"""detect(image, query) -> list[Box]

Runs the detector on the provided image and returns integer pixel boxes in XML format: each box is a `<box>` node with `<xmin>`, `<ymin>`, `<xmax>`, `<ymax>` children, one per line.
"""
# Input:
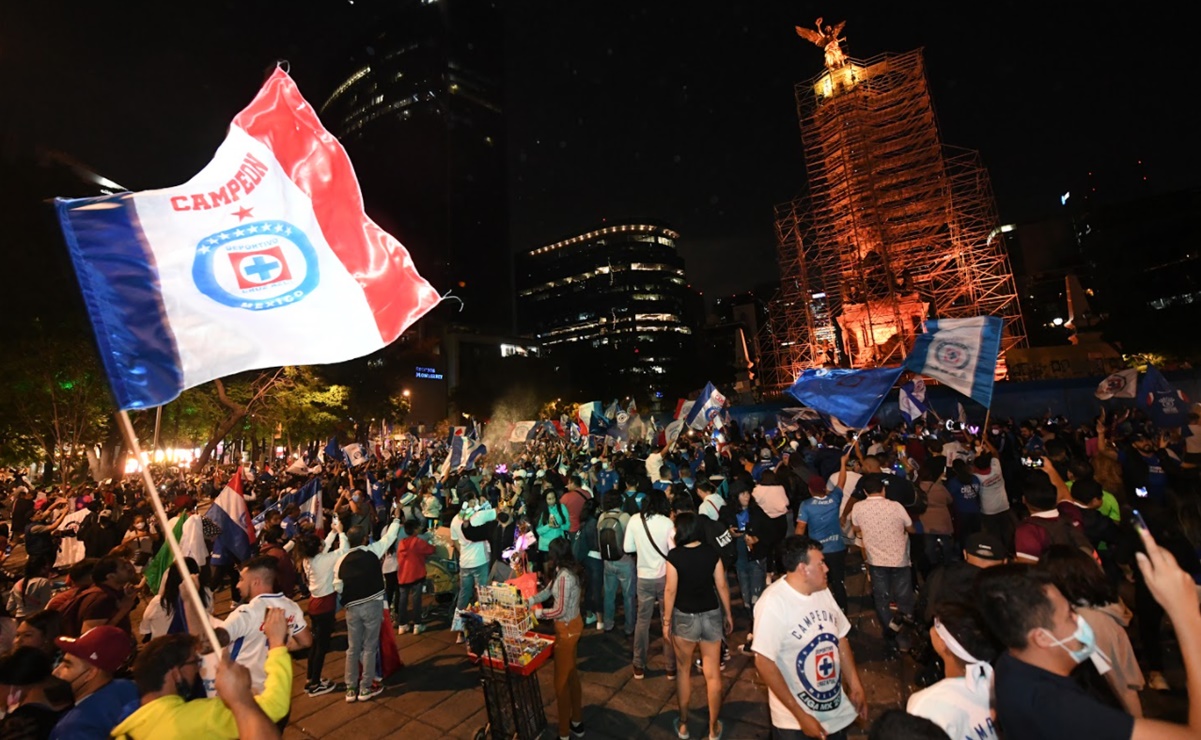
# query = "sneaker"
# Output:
<box><xmin>413</xmin><ymin>623</ymin><xmax>427</xmax><ymax>634</ymax></box>
<box><xmin>584</xmin><ymin>611</ymin><xmax>598</xmax><ymax>626</ymax></box>
<box><xmin>570</xmin><ymin>720</ymin><xmax>585</xmax><ymax>737</ymax></box>
<box><xmin>456</xmin><ymin>633</ymin><xmax>465</xmax><ymax>644</ymax></box>
<box><xmin>358</xmin><ymin>681</ymin><xmax>384</xmax><ymax>701</ymax></box>
<box><xmin>345</xmin><ymin>688</ymin><xmax>358</xmax><ymax>703</ymax></box>
<box><xmin>666</xmin><ymin>669</ymin><xmax>678</xmax><ymax>680</ymax></box>
<box><xmin>307</xmin><ymin>679</ymin><xmax>336</xmax><ymax>697</ymax></box>
<box><xmin>1148</xmin><ymin>671</ymin><xmax>1171</xmax><ymax>691</ymax></box>
<box><xmin>632</xmin><ymin>664</ymin><xmax>645</xmax><ymax>679</ymax></box>
<box><xmin>596</xmin><ymin>620</ymin><xmax>605</xmax><ymax>631</ymax></box>
<box><xmin>397</xmin><ymin>624</ymin><xmax>411</xmax><ymax>635</ymax></box>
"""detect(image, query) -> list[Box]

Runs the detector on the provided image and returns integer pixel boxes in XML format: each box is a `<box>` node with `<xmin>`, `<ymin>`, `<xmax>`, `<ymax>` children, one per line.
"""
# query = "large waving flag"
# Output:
<box><xmin>206</xmin><ymin>468</ymin><xmax>255</xmax><ymax>565</ymax></box>
<box><xmin>578</xmin><ymin>401</ymin><xmax>610</xmax><ymax>436</ymax></box>
<box><xmin>788</xmin><ymin>367</ymin><xmax>904</xmax><ymax>430</ymax></box>
<box><xmin>252</xmin><ymin>477</ymin><xmax>323</xmax><ymax>534</ymax></box>
<box><xmin>685</xmin><ymin>382</ymin><xmax>727</xmax><ymax>430</ymax></box>
<box><xmin>509</xmin><ymin>421</ymin><xmax>537</xmax><ymax>443</ymax></box>
<box><xmin>1096</xmin><ymin>368</ymin><xmax>1138</xmax><ymax>400</ymax></box>
<box><xmin>903</xmin><ymin>317</ymin><xmax>1003</xmax><ymax>409</ymax></box>
<box><xmin>54</xmin><ymin>68</ymin><xmax>439</xmax><ymax>411</ymax></box>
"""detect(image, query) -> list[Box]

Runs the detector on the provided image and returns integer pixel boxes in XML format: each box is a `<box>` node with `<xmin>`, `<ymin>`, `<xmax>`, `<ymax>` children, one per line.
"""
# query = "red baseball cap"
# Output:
<box><xmin>56</xmin><ymin>626</ymin><xmax>131</xmax><ymax>673</ymax></box>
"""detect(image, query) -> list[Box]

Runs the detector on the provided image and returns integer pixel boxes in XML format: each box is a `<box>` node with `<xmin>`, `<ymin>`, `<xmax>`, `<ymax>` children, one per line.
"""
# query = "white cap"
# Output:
<box><xmin>535</xmin><ymin>470</ymin><xmax>546</xmax><ymax>479</ymax></box>
<box><xmin>513</xmin><ymin>469</ymin><xmax>527</xmax><ymax>478</ymax></box>
<box><xmin>590</xmin><ymin>457</ymin><xmax>599</xmax><ymax>465</ymax></box>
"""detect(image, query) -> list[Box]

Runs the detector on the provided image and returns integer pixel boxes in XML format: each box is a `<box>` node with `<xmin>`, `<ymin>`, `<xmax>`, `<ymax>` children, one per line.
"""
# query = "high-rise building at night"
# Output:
<box><xmin>321</xmin><ymin>0</ymin><xmax>510</xmax><ymax>332</ymax></box>
<box><xmin>760</xmin><ymin>47</ymin><xmax>1026</xmax><ymax>391</ymax></box>
<box><xmin>516</xmin><ymin>222</ymin><xmax>700</xmax><ymax>398</ymax></box>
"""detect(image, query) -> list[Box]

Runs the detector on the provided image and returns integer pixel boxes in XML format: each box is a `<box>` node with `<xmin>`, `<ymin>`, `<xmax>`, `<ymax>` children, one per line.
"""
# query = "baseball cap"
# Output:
<box><xmin>55</xmin><ymin>626</ymin><xmax>132</xmax><ymax>674</ymax></box>
<box><xmin>964</xmin><ymin>532</ymin><xmax>1009</xmax><ymax>561</ymax></box>
<box><xmin>513</xmin><ymin>469</ymin><xmax>527</xmax><ymax>479</ymax></box>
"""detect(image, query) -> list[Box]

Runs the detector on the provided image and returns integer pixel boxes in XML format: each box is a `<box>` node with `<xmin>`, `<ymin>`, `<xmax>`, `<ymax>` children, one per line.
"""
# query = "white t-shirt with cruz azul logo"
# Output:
<box><xmin>907</xmin><ymin>676</ymin><xmax>998</xmax><ymax>740</ymax></box>
<box><xmin>752</xmin><ymin>579</ymin><xmax>857</xmax><ymax>735</ymax></box>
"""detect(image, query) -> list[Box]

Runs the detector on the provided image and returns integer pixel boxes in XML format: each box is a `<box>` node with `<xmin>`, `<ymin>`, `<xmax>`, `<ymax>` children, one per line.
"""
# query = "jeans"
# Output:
<box><xmin>868</xmin><ymin>564</ymin><xmax>915</xmax><ymax>636</ymax></box>
<box><xmin>384</xmin><ymin>571</ymin><xmax>399</xmax><ymax>613</ymax></box>
<box><xmin>457</xmin><ymin>563</ymin><xmax>490</xmax><ymax>611</ymax></box>
<box><xmin>603</xmin><ymin>559</ymin><xmax>636</xmax><ymax>633</ymax></box>
<box><xmin>345</xmin><ymin>600</ymin><xmax>384</xmax><ymax>690</ymax></box>
<box><xmin>734</xmin><ymin>557</ymin><xmax>766</xmax><ymax>613</ymax></box>
<box><xmin>633</xmin><ymin>576</ymin><xmax>675</xmax><ymax>670</ymax></box>
<box><xmin>396</xmin><ymin>579</ymin><xmax>424</xmax><ymax>626</ymax></box>
<box><xmin>823</xmin><ymin>549</ymin><xmax>848</xmax><ymax>612</ymax></box>
<box><xmin>585</xmin><ymin>556</ymin><xmax>603</xmax><ymax>616</ymax></box>
<box><xmin>307</xmin><ymin>609</ymin><xmax>335</xmax><ymax>685</ymax></box>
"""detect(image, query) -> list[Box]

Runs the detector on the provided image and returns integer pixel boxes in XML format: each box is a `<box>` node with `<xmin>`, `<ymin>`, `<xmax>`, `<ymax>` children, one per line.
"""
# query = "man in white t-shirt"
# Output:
<box><xmin>217</xmin><ymin>554</ymin><xmax>311</xmax><ymax>693</ymax></box>
<box><xmin>697</xmin><ymin>481</ymin><xmax>725</xmax><ymax>521</ymax></box>
<box><xmin>622</xmin><ymin>489</ymin><xmax>675</xmax><ymax>679</ymax></box>
<box><xmin>451</xmin><ymin>493</ymin><xmax>492</xmax><ymax>619</ymax></box>
<box><xmin>907</xmin><ymin>602</ymin><xmax>999</xmax><ymax>740</ymax></box>
<box><xmin>644</xmin><ymin>443</ymin><xmax>669</xmax><ymax>484</ymax></box>
<box><xmin>753</xmin><ymin>535</ymin><xmax>866</xmax><ymax>739</ymax></box>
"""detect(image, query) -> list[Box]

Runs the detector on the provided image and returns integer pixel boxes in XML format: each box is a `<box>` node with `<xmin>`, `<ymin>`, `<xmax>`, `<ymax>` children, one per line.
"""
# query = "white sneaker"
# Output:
<box><xmin>1148</xmin><ymin>671</ymin><xmax>1171</xmax><ymax>691</ymax></box>
<box><xmin>397</xmin><ymin>624</ymin><xmax>410</xmax><ymax>635</ymax></box>
<box><xmin>596</xmin><ymin>620</ymin><xmax>605</xmax><ymax>631</ymax></box>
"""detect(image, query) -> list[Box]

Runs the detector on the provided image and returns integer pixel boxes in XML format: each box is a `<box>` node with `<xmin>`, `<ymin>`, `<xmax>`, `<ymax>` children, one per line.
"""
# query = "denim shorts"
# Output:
<box><xmin>672</xmin><ymin>607</ymin><xmax>723</xmax><ymax>643</ymax></box>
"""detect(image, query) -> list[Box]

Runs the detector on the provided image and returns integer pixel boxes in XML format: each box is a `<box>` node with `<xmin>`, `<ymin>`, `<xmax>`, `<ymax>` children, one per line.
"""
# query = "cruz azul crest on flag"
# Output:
<box><xmin>195</xmin><ymin>220</ymin><xmax>320</xmax><ymax>311</ymax></box>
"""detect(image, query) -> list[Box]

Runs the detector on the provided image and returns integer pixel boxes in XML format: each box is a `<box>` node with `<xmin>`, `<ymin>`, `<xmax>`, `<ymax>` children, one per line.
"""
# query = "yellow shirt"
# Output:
<box><xmin>110</xmin><ymin>646</ymin><xmax>292</xmax><ymax>739</ymax></box>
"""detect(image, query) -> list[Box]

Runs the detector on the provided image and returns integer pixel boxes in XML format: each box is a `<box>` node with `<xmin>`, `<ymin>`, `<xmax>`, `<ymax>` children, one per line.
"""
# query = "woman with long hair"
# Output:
<box><xmin>296</xmin><ymin>521</ymin><xmax>349</xmax><ymax>697</ymax></box>
<box><xmin>534</xmin><ymin>487</ymin><xmax>570</xmax><ymax>573</ymax></box>
<box><xmin>664</xmin><ymin>512</ymin><xmax>733</xmax><ymax>740</ymax></box>
<box><xmin>528</xmin><ymin>537</ymin><xmax>585</xmax><ymax>740</ymax></box>
<box><xmin>730</xmin><ymin>488</ymin><xmax>767</xmax><ymax>613</ymax></box>
<box><xmin>1040</xmin><ymin>544</ymin><xmax>1146</xmax><ymax>716</ymax></box>
<box><xmin>139</xmin><ymin>557</ymin><xmax>213</xmax><ymax>641</ymax></box>
<box><xmin>916</xmin><ymin>457</ymin><xmax>956</xmax><ymax>575</ymax></box>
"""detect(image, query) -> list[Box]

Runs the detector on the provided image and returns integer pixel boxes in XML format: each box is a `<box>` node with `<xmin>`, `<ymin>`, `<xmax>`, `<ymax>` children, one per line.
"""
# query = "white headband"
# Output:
<box><xmin>934</xmin><ymin>618</ymin><xmax>993</xmax><ymax>699</ymax></box>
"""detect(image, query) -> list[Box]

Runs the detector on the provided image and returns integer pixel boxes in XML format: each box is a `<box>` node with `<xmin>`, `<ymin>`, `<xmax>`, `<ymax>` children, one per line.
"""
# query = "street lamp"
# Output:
<box><xmin>402</xmin><ymin>389</ymin><xmax>411</xmax><ymax>397</ymax></box>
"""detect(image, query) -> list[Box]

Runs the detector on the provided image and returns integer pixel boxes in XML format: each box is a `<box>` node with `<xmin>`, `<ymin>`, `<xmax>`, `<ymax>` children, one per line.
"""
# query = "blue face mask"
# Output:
<box><xmin>1045</xmin><ymin>613</ymin><xmax>1097</xmax><ymax>664</ymax></box>
<box><xmin>352</xmin><ymin>494</ymin><xmax>361</xmax><ymax>504</ymax></box>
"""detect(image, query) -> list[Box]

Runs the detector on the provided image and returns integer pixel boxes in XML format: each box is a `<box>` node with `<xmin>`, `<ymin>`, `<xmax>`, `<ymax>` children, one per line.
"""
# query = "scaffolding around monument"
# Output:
<box><xmin>759</xmin><ymin>49</ymin><xmax>1026</xmax><ymax>393</ymax></box>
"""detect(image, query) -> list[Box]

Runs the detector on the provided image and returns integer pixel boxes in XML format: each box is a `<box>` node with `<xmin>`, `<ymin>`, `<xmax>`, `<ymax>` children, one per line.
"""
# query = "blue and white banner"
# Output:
<box><xmin>788</xmin><ymin>367</ymin><xmax>904</xmax><ymax>430</ymax></box>
<box><xmin>253</xmin><ymin>477</ymin><xmax>323</xmax><ymax>532</ymax></box>
<box><xmin>898</xmin><ymin>378</ymin><xmax>929</xmax><ymax>424</ymax></box>
<box><xmin>685</xmin><ymin>382</ymin><xmax>727</xmax><ymax>430</ymax></box>
<box><xmin>343</xmin><ymin>443</ymin><xmax>368</xmax><ymax>467</ymax></box>
<box><xmin>509</xmin><ymin>421</ymin><xmax>538</xmax><ymax>443</ymax></box>
<box><xmin>1096</xmin><ymin>368</ymin><xmax>1138</xmax><ymax>400</ymax></box>
<box><xmin>904</xmin><ymin>316</ymin><xmax>1003</xmax><ymax>409</ymax></box>
<box><xmin>206</xmin><ymin>468</ymin><xmax>255</xmax><ymax>564</ymax></box>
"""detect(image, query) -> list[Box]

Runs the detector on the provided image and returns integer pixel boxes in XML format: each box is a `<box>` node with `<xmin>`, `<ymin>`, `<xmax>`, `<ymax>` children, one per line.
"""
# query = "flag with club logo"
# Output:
<box><xmin>898</xmin><ymin>378</ymin><xmax>929</xmax><ymax>424</ymax></box>
<box><xmin>509</xmin><ymin>421</ymin><xmax>537</xmax><ymax>443</ymax></box>
<box><xmin>578</xmin><ymin>401</ymin><xmax>610</xmax><ymax>436</ymax></box>
<box><xmin>788</xmin><ymin>367</ymin><xmax>904</xmax><ymax>430</ymax></box>
<box><xmin>54</xmin><ymin>68</ymin><xmax>439</xmax><ymax>411</ymax></box>
<box><xmin>685</xmin><ymin>382</ymin><xmax>727</xmax><ymax>430</ymax></box>
<box><xmin>206</xmin><ymin>467</ymin><xmax>255</xmax><ymax>565</ymax></box>
<box><xmin>343</xmin><ymin>443</ymin><xmax>368</xmax><ymax>467</ymax></box>
<box><xmin>252</xmin><ymin>477</ymin><xmax>323</xmax><ymax>535</ymax></box>
<box><xmin>1095</xmin><ymin>368</ymin><xmax>1138</xmax><ymax>400</ymax></box>
<box><xmin>904</xmin><ymin>316</ymin><xmax>1003</xmax><ymax>408</ymax></box>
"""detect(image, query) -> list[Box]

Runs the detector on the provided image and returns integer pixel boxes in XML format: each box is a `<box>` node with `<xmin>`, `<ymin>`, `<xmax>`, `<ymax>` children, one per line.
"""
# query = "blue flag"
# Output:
<box><xmin>324</xmin><ymin>436</ymin><xmax>340</xmax><ymax>462</ymax></box>
<box><xmin>788</xmin><ymin>367</ymin><xmax>904</xmax><ymax>429</ymax></box>
<box><xmin>903</xmin><ymin>316</ymin><xmax>1003</xmax><ymax>408</ymax></box>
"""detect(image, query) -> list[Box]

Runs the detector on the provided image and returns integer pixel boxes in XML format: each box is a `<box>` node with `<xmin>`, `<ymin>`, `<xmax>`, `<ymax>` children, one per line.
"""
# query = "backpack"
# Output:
<box><xmin>597</xmin><ymin>512</ymin><xmax>626</xmax><ymax>561</ymax></box>
<box><xmin>1030</xmin><ymin>515</ymin><xmax>1095</xmax><ymax>558</ymax></box>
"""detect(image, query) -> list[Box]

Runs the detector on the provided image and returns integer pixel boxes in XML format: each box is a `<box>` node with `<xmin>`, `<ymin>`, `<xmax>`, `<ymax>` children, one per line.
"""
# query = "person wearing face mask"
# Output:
<box><xmin>48</xmin><ymin>626</ymin><xmax>138</xmax><ymax>739</ymax></box>
<box><xmin>0</xmin><ymin>647</ymin><xmax>70</xmax><ymax>737</ymax></box>
<box><xmin>122</xmin><ymin>517</ymin><xmax>156</xmax><ymax>571</ymax></box>
<box><xmin>979</xmin><ymin>521</ymin><xmax>1201</xmax><ymax>740</ymax></box>
<box><xmin>110</xmin><ymin>608</ymin><xmax>293</xmax><ymax>739</ymax></box>
<box><xmin>595</xmin><ymin>458</ymin><xmax>620</xmax><ymax>497</ymax></box>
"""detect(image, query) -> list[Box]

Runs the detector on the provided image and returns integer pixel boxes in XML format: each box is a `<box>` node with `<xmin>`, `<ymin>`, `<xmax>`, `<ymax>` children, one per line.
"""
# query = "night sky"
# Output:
<box><xmin>4</xmin><ymin>2</ymin><xmax>1196</xmax><ymax>302</ymax></box>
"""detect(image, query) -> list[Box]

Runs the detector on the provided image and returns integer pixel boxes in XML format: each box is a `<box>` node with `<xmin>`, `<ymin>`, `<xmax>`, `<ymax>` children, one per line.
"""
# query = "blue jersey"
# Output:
<box><xmin>798</xmin><ymin>489</ymin><xmax>845</xmax><ymax>553</ymax></box>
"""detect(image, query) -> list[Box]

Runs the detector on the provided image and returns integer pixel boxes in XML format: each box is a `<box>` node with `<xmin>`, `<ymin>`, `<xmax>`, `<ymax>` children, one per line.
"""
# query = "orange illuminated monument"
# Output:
<box><xmin>759</xmin><ymin>24</ymin><xmax>1025</xmax><ymax>390</ymax></box>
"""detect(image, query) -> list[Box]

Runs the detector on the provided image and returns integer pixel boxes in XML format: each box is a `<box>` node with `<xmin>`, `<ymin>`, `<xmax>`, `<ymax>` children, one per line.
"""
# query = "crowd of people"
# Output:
<box><xmin>0</xmin><ymin>402</ymin><xmax>1199</xmax><ymax>740</ymax></box>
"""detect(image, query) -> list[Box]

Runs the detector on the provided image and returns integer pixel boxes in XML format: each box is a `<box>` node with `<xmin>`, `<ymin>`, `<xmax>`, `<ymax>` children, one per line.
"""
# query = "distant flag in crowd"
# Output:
<box><xmin>54</xmin><ymin>68</ymin><xmax>439</xmax><ymax>411</ymax></box>
<box><xmin>957</xmin><ymin>403</ymin><xmax>968</xmax><ymax>425</ymax></box>
<box><xmin>1139</xmin><ymin>367</ymin><xmax>1190</xmax><ymax>427</ymax></box>
<box><xmin>343</xmin><ymin>442</ymin><xmax>368</xmax><ymax>467</ymax></box>
<box><xmin>899</xmin><ymin>378</ymin><xmax>929</xmax><ymax>424</ymax></box>
<box><xmin>285</xmin><ymin>456</ymin><xmax>311</xmax><ymax>476</ymax></box>
<box><xmin>1139</xmin><ymin>366</ymin><xmax>1174</xmax><ymax>403</ymax></box>
<box><xmin>1095</xmin><ymin>368</ymin><xmax>1139</xmax><ymax>400</ymax></box>
<box><xmin>509</xmin><ymin>421</ymin><xmax>538</xmax><ymax>443</ymax></box>
<box><xmin>439</xmin><ymin>434</ymin><xmax>487</xmax><ymax>477</ymax></box>
<box><xmin>664</xmin><ymin>419</ymin><xmax>685</xmax><ymax>446</ymax></box>
<box><xmin>778</xmin><ymin>407</ymin><xmax>821</xmax><ymax>432</ymax></box>
<box><xmin>685</xmin><ymin>382</ymin><xmax>727</xmax><ymax>430</ymax></box>
<box><xmin>603</xmin><ymin>400</ymin><xmax>620</xmax><ymax>421</ymax></box>
<box><xmin>788</xmin><ymin>367</ymin><xmax>903</xmax><ymax>430</ymax></box>
<box><xmin>144</xmin><ymin>513</ymin><xmax>189</xmax><ymax>594</ymax></box>
<box><xmin>903</xmin><ymin>316</ymin><xmax>1003</xmax><ymax>409</ymax></box>
<box><xmin>252</xmin><ymin>477</ymin><xmax>323</xmax><ymax>535</ymax></box>
<box><xmin>206</xmin><ymin>468</ymin><xmax>255</xmax><ymax>565</ymax></box>
<box><xmin>578</xmin><ymin>401</ymin><xmax>611</xmax><ymax>436</ymax></box>
<box><xmin>323</xmin><ymin>436</ymin><xmax>340</xmax><ymax>462</ymax></box>
<box><xmin>675</xmin><ymin>399</ymin><xmax>695</xmax><ymax>421</ymax></box>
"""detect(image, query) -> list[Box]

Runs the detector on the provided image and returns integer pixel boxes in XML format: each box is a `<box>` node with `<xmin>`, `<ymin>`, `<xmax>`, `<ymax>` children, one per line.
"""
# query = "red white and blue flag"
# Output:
<box><xmin>55</xmin><ymin>68</ymin><xmax>440</xmax><ymax>410</ymax></box>
<box><xmin>207</xmin><ymin>467</ymin><xmax>255</xmax><ymax>564</ymax></box>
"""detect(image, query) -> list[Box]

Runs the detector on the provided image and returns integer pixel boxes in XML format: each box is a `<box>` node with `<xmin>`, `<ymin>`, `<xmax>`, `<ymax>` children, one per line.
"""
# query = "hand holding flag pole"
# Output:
<box><xmin>116</xmin><ymin>410</ymin><xmax>223</xmax><ymax>655</ymax></box>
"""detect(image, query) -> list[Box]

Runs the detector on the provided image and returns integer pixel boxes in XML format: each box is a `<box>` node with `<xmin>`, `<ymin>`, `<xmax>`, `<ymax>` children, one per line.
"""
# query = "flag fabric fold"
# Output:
<box><xmin>684</xmin><ymin>383</ymin><xmax>727</xmax><ymax>430</ymax></box>
<box><xmin>343</xmin><ymin>443</ymin><xmax>367</xmax><ymax>467</ymax></box>
<box><xmin>55</xmin><ymin>68</ymin><xmax>439</xmax><ymax>411</ymax></box>
<box><xmin>1095</xmin><ymin>368</ymin><xmax>1138</xmax><ymax>400</ymax></box>
<box><xmin>787</xmin><ymin>367</ymin><xmax>904</xmax><ymax>430</ymax></box>
<box><xmin>903</xmin><ymin>316</ymin><xmax>1003</xmax><ymax>409</ymax></box>
<box><xmin>898</xmin><ymin>378</ymin><xmax>929</xmax><ymax>424</ymax></box>
<box><xmin>206</xmin><ymin>468</ymin><xmax>255</xmax><ymax>565</ymax></box>
<box><xmin>144</xmin><ymin>513</ymin><xmax>189</xmax><ymax>594</ymax></box>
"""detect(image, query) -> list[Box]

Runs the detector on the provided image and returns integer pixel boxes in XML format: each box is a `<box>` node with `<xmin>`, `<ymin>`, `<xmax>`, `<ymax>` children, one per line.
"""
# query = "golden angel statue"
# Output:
<box><xmin>796</xmin><ymin>17</ymin><xmax>848</xmax><ymax>70</ymax></box>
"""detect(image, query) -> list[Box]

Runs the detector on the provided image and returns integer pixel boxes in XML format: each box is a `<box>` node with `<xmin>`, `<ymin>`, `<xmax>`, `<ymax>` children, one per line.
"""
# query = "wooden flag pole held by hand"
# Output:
<box><xmin>116</xmin><ymin>410</ymin><xmax>224</xmax><ymax>655</ymax></box>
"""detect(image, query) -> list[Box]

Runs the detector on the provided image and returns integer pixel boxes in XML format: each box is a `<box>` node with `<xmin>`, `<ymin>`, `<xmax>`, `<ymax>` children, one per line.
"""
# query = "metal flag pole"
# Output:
<box><xmin>116</xmin><ymin>409</ymin><xmax>223</xmax><ymax>655</ymax></box>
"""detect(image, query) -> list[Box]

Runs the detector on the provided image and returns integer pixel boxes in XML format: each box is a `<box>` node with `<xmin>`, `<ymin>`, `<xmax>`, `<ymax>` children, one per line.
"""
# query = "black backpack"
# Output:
<box><xmin>597</xmin><ymin>512</ymin><xmax>626</xmax><ymax>561</ymax></box>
